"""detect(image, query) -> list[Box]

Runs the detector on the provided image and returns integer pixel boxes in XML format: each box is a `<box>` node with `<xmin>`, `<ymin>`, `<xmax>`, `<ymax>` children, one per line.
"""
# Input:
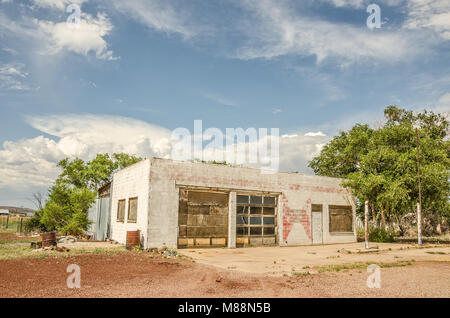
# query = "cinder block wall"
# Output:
<box><xmin>110</xmin><ymin>159</ymin><xmax>150</xmax><ymax>248</ymax></box>
<box><xmin>146</xmin><ymin>158</ymin><xmax>356</xmax><ymax>248</ymax></box>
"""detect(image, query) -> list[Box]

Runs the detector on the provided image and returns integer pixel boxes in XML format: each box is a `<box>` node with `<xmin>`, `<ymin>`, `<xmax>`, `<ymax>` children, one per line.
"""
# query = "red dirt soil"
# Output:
<box><xmin>0</xmin><ymin>252</ymin><xmax>449</xmax><ymax>298</ymax></box>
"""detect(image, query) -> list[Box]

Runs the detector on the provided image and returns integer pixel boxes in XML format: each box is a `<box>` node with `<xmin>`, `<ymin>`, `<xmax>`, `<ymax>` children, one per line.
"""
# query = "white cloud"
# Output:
<box><xmin>438</xmin><ymin>93</ymin><xmax>450</xmax><ymax>105</ymax></box>
<box><xmin>321</xmin><ymin>0</ymin><xmax>366</xmax><ymax>8</ymax></box>
<box><xmin>0</xmin><ymin>62</ymin><xmax>34</xmax><ymax>91</ymax></box>
<box><xmin>0</xmin><ymin>63</ymin><xmax>28</xmax><ymax>78</ymax></box>
<box><xmin>404</xmin><ymin>0</ymin><xmax>450</xmax><ymax>40</ymax></box>
<box><xmin>304</xmin><ymin>131</ymin><xmax>326</xmax><ymax>137</ymax></box>
<box><xmin>0</xmin><ymin>113</ymin><xmax>329</xmax><ymax>197</ymax></box>
<box><xmin>32</xmin><ymin>0</ymin><xmax>87</xmax><ymax>10</ymax></box>
<box><xmin>234</xmin><ymin>0</ymin><xmax>426</xmax><ymax>64</ymax></box>
<box><xmin>320</xmin><ymin>0</ymin><xmax>405</xmax><ymax>8</ymax></box>
<box><xmin>37</xmin><ymin>12</ymin><xmax>117</xmax><ymax>60</ymax></box>
<box><xmin>33</xmin><ymin>0</ymin><xmax>87</xmax><ymax>10</ymax></box>
<box><xmin>0</xmin><ymin>8</ymin><xmax>117</xmax><ymax>61</ymax></box>
<box><xmin>0</xmin><ymin>114</ymin><xmax>173</xmax><ymax>196</ymax></box>
<box><xmin>279</xmin><ymin>133</ymin><xmax>329</xmax><ymax>173</ymax></box>
<box><xmin>434</xmin><ymin>93</ymin><xmax>450</xmax><ymax>115</ymax></box>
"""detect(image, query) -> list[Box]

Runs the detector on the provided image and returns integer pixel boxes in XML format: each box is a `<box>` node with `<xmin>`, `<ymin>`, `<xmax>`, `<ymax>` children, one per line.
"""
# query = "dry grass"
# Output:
<box><xmin>313</xmin><ymin>259</ymin><xmax>416</xmax><ymax>273</ymax></box>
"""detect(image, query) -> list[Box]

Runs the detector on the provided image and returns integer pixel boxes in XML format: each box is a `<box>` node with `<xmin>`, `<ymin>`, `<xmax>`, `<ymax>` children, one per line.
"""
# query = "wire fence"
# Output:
<box><xmin>0</xmin><ymin>215</ymin><xmax>31</xmax><ymax>233</ymax></box>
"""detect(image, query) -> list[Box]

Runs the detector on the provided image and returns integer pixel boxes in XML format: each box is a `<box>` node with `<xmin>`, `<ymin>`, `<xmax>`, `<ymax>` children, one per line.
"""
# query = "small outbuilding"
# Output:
<box><xmin>87</xmin><ymin>182</ymin><xmax>112</xmax><ymax>241</ymax></box>
<box><xmin>109</xmin><ymin>158</ymin><xmax>356</xmax><ymax>249</ymax></box>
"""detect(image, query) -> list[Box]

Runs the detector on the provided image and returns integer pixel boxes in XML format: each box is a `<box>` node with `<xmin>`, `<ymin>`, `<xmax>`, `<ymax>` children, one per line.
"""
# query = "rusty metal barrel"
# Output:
<box><xmin>126</xmin><ymin>230</ymin><xmax>141</xmax><ymax>250</ymax></box>
<box><xmin>41</xmin><ymin>232</ymin><xmax>57</xmax><ymax>247</ymax></box>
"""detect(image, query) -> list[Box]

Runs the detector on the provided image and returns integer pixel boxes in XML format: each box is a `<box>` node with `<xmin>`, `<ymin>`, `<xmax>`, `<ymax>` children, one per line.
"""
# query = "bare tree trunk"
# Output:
<box><xmin>381</xmin><ymin>208</ymin><xmax>386</xmax><ymax>230</ymax></box>
<box><xmin>371</xmin><ymin>202</ymin><xmax>376</xmax><ymax>227</ymax></box>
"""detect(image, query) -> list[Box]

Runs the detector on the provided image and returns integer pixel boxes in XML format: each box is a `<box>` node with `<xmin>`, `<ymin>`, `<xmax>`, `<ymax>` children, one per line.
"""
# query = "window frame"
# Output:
<box><xmin>328</xmin><ymin>205</ymin><xmax>353</xmax><ymax>234</ymax></box>
<box><xmin>117</xmin><ymin>199</ymin><xmax>126</xmax><ymax>223</ymax></box>
<box><xmin>236</xmin><ymin>194</ymin><xmax>277</xmax><ymax>237</ymax></box>
<box><xmin>127</xmin><ymin>197</ymin><xmax>138</xmax><ymax>223</ymax></box>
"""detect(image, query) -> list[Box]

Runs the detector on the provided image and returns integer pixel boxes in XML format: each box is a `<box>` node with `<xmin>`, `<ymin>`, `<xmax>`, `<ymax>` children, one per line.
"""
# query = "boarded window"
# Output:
<box><xmin>127</xmin><ymin>197</ymin><xmax>138</xmax><ymax>223</ymax></box>
<box><xmin>329</xmin><ymin>205</ymin><xmax>353</xmax><ymax>233</ymax></box>
<box><xmin>178</xmin><ymin>190</ymin><xmax>228</xmax><ymax>248</ymax></box>
<box><xmin>312</xmin><ymin>204</ymin><xmax>323</xmax><ymax>212</ymax></box>
<box><xmin>117</xmin><ymin>200</ymin><xmax>125</xmax><ymax>222</ymax></box>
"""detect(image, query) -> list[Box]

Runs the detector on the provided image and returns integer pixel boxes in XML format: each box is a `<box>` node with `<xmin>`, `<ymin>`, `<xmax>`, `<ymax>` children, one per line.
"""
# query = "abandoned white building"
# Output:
<box><xmin>105</xmin><ymin>158</ymin><xmax>356</xmax><ymax>249</ymax></box>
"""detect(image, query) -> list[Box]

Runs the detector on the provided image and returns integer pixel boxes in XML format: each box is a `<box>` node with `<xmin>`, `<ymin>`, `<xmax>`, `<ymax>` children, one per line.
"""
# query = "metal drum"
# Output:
<box><xmin>41</xmin><ymin>232</ymin><xmax>57</xmax><ymax>247</ymax></box>
<box><xmin>126</xmin><ymin>230</ymin><xmax>140</xmax><ymax>250</ymax></box>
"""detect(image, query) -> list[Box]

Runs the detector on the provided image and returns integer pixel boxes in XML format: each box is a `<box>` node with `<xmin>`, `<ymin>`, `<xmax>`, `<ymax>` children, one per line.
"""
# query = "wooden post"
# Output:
<box><xmin>417</xmin><ymin>202</ymin><xmax>422</xmax><ymax>245</ymax></box>
<box><xmin>365</xmin><ymin>200</ymin><xmax>370</xmax><ymax>249</ymax></box>
<box><xmin>416</xmin><ymin>128</ymin><xmax>423</xmax><ymax>246</ymax></box>
<box><xmin>19</xmin><ymin>218</ymin><xmax>23</xmax><ymax>234</ymax></box>
<box><xmin>6</xmin><ymin>215</ymin><xmax>9</xmax><ymax>229</ymax></box>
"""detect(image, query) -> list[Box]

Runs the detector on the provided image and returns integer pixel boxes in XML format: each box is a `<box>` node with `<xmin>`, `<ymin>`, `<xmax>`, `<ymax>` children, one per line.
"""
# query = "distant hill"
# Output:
<box><xmin>0</xmin><ymin>206</ymin><xmax>35</xmax><ymax>216</ymax></box>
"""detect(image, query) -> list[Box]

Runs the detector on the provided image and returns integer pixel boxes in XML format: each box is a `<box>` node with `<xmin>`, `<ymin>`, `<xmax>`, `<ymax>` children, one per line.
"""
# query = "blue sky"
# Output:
<box><xmin>0</xmin><ymin>0</ymin><xmax>449</xmax><ymax>207</ymax></box>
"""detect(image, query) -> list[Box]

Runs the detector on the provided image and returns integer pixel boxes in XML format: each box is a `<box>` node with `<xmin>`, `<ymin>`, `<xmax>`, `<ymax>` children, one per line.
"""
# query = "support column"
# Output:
<box><xmin>228</xmin><ymin>192</ymin><xmax>236</xmax><ymax>248</ymax></box>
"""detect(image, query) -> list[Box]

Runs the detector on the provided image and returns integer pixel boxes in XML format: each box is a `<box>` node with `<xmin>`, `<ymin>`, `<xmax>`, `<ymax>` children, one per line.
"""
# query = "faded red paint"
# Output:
<box><xmin>282</xmin><ymin>198</ymin><xmax>312</xmax><ymax>242</ymax></box>
<box><xmin>289</xmin><ymin>184</ymin><xmax>345</xmax><ymax>194</ymax></box>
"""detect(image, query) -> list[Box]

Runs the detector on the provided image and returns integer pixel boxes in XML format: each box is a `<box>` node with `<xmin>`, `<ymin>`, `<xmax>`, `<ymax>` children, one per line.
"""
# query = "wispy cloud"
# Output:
<box><xmin>109</xmin><ymin>0</ymin><xmax>201</xmax><ymax>39</ymax></box>
<box><xmin>0</xmin><ymin>62</ymin><xmax>35</xmax><ymax>91</ymax></box>
<box><xmin>203</xmin><ymin>93</ymin><xmax>238</xmax><ymax>107</ymax></box>
<box><xmin>31</xmin><ymin>0</ymin><xmax>87</xmax><ymax>10</ymax></box>
<box><xmin>404</xmin><ymin>0</ymin><xmax>450</xmax><ymax>40</ymax></box>
<box><xmin>232</xmin><ymin>0</ymin><xmax>431</xmax><ymax>64</ymax></box>
<box><xmin>272</xmin><ymin>108</ymin><xmax>282</xmax><ymax>114</ymax></box>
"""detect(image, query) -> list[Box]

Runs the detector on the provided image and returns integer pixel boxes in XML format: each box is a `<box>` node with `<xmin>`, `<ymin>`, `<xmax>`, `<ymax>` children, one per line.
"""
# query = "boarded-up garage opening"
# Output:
<box><xmin>236</xmin><ymin>194</ymin><xmax>277</xmax><ymax>247</ymax></box>
<box><xmin>178</xmin><ymin>189</ymin><xmax>228</xmax><ymax>248</ymax></box>
<box><xmin>329</xmin><ymin>205</ymin><xmax>353</xmax><ymax>233</ymax></box>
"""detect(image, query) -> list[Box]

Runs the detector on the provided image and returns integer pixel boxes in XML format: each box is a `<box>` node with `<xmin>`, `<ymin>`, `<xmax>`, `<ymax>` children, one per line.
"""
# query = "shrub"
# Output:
<box><xmin>369</xmin><ymin>227</ymin><xmax>395</xmax><ymax>242</ymax></box>
<box><xmin>357</xmin><ymin>226</ymin><xmax>395</xmax><ymax>242</ymax></box>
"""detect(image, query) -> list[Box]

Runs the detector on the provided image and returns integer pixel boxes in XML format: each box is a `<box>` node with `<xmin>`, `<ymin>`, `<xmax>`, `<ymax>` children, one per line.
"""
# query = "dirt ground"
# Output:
<box><xmin>1</xmin><ymin>232</ymin><xmax>449</xmax><ymax>298</ymax></box>
<box><xmin>181</xmin><ymin>242</ymin><xmax>450</xmax><ymax>276</ymax></box>
<box><xmin>1</xmin><ymin>251</ymin><xmax>449</xmax><ymax>298</ymax></box>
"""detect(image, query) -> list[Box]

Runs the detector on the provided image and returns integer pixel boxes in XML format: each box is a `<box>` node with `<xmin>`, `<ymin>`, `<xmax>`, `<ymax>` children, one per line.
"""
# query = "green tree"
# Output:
<box><xmin>309</xmin><ymin>106</ymin><xmax>449</xmax><ymax>233</ymax></box>
<box><xmin>27</xmin><ymin>153</ymin><xmax>143</xmax><ymax>234</ymax></box>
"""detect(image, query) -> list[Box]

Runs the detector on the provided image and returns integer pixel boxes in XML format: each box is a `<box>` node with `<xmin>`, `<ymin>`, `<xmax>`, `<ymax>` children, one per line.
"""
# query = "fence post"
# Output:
<box><xmin>20</xmin><ymin>218</ymin><xmax>23</xmax><ymax>234</ymax></box>
<box><xmin>365</xmin><ymin>200</ymin><xmax>370</xmax><ymax>249</ymax></box>
<box><xmin>6</xmin><ymin>215</ymin><xmax>9</xmax><ymax>229</ymax></box>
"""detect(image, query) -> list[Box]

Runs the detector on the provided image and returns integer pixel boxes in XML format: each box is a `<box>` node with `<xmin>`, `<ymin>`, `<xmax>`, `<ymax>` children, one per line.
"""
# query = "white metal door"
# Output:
<box><xmin>312</xmin><ymin>212</ymin><xmax>323</xmax><ymax>244</ymax></box>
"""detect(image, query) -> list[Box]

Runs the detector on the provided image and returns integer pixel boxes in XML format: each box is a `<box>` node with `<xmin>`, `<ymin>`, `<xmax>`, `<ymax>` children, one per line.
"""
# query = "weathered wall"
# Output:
<box><xmin>147</xmin><ymin>178</ymin><xmax>178</xmax><ymax>248</ymax></box>
<box><xmin>146</xmin><ymin>158</ymin><xmax>356</xmax><ymax>248</ymax></box>
<box><xmin>110</xmin><ymin>159</ymin><xmax>150</xmax><ymax>248</ymax></box>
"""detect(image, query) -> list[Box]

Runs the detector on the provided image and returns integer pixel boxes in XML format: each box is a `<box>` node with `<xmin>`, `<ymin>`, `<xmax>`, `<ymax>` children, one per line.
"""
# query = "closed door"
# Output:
<box><xmin>312</xmin><ymin>211</ymin><xmax>323</xmax><ymax>244</ymax></box>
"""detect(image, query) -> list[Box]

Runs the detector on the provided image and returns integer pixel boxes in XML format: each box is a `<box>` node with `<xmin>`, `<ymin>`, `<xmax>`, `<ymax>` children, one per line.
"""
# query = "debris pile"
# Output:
<box><xmin>58</xmin><ymin>236</ymin><xmax>77</xmax><ymax>244</ymax></box>
<box><xmin>31</xmin><ymin>246</ymin><xmax>70</xmax><ymax>253</ymax></box>
<box><xmin>148</xmin><ymin>247</ymin><xmax>178</xmax><ymax>258</ymax></box>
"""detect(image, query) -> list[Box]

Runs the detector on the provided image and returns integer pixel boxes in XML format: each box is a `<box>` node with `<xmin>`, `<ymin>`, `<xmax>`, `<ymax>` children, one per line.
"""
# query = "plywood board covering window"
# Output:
<box><xmin>329</xmin><ymin>205</ymin><xmax>353</xmax><ymax>233</ymax></box>
<box><xmin>127</xmin><ymin>197</ymin><xmax>138</xmax><ymax>223</ymax></box>
<box><xmin>178</xmin><ymin>190</ymin><xmax>228</xmax><ymax>248</ymax></box>
<box><xmin>117</xmin><ymin>199</ymin><xmax>125</xmax><ymax>222</ymax></box>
